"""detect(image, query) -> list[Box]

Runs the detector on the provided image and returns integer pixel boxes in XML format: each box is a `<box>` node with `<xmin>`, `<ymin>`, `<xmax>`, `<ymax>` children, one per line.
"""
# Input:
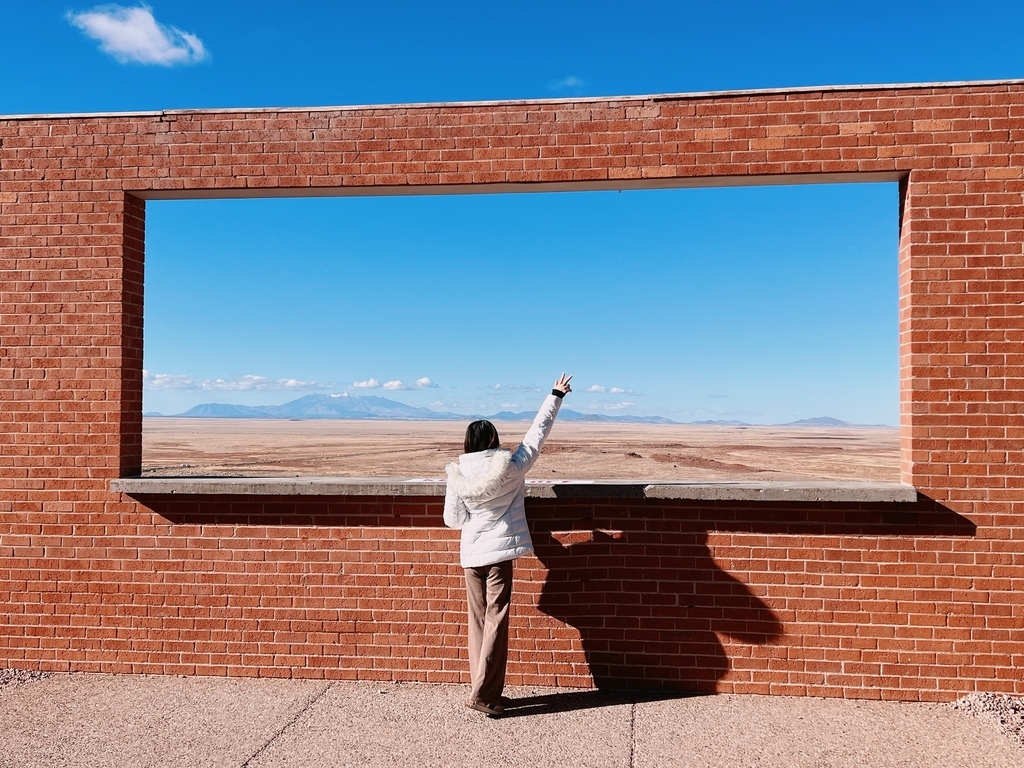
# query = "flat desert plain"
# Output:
<box><xmin>142</xmin><ymin>418</ymin><xmax>900</xmax><ymax>483</ymax></box>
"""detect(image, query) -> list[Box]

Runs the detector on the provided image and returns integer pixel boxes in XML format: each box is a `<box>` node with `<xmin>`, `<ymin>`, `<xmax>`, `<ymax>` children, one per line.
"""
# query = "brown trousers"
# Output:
<box><xmin>464</xmin><ymin>559</ymin><xmax>513</xmax><ymax>706</ymax></box>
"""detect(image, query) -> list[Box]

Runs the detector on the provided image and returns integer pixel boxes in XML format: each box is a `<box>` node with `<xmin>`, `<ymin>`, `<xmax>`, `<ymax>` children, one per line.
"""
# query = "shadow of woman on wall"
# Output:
<box><xmin>532</xmin><ymin>526</ymin><xmax>783</xmax><ymax>692</ymax></box>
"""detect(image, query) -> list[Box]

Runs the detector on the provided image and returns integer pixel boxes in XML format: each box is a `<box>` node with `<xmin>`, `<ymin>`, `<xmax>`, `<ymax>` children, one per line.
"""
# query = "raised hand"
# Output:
<box><xmin>553</xmin><ymin>373</ymin><xmax>573</xmax><ymax>395</ymax></box>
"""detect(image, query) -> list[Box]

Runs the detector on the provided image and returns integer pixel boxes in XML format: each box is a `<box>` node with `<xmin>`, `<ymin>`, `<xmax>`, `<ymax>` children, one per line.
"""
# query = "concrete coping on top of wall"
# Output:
<box><xmin>7</xmin><ymin>77</ymin><xmax>1024</xmax><ymax>122</ymax></box>
<box><xmin>109</xmin><ymin>477</ymin><xmax>918</xmax><ymax>503</ymax></box>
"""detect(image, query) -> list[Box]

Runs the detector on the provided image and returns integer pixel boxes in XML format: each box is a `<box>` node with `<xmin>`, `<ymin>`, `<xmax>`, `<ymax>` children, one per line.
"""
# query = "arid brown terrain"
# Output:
<box><xmin>142</xmin><ymin>418</ymin><xmax>900</xmax><ymax>483</ymax></box>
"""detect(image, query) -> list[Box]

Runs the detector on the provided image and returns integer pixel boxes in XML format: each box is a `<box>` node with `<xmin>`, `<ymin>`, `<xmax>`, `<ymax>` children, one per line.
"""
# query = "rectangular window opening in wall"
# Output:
<box><xmin>138</xmin><ymin>182</ymin><xmax>900</xmax><ymax>490</ymax></box>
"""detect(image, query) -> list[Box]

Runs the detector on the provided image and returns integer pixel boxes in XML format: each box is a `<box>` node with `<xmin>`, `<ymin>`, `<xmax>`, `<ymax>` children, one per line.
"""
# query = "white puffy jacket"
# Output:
<box><xmin>443</xmin><ymin>393</ymin><xmax>563</xmax><ymax>568</ymax></box>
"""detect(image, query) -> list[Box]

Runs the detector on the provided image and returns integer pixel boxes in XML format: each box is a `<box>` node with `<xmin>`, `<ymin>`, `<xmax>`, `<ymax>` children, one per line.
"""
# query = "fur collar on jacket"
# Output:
<box><xmin>445</xmin><ymin>449</ymin><xmax>513</xmax><ymax>500</ymax></box>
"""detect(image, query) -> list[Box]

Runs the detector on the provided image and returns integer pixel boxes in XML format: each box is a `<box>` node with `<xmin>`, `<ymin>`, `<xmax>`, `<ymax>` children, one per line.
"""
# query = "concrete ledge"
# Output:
<box><xmin>7</xmin><ymin>78</ymin><xmax>1024</xmax><ymax>121</ymax></box>
<box><xmin>110</xmin><ymin>477</ymin><xmax>918</xmax><ymax>503</ymax></box>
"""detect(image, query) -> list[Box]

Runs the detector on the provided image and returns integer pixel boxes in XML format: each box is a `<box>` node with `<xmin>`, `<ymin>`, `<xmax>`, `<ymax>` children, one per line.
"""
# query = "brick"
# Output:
<box><xmin>3</xmin><ymin>83</ymin><xmax>1024</xmax><ymax>701</ymax></box>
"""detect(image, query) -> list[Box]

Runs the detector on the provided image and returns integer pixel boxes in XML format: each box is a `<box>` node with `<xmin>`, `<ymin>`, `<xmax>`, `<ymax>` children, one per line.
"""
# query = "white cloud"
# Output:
<box><xmin>143</xmin><ymin>371</ymin><xmax>327</xmax><ymax>391</ymax></box>
<box><xmin>352</xmin><ymin>376</ymin><xmax>435</xmax><ymax>391</ymax></box>
<box><xmin>603</xmin><ymin>401</ymin><xmax>636</xmax><ymax>411</ymax></box>
<box><xmin>550</xmin><ymin>75</ymin><xmax>585</xmax><ymax>91</ymax></box>
<box><xmin>586</xmin><ymin>384</ymin><xmax>634</xmax><ymax>394</ymax></box>
<box><xmin>490</xmin><ymin>383</ymin><xmax>541</xmax><ymax>393</ymax></box>
<box><xmin>68</xmin><ymin>5</ymin><xmax>208</xmax><ymax>66</ymax></box>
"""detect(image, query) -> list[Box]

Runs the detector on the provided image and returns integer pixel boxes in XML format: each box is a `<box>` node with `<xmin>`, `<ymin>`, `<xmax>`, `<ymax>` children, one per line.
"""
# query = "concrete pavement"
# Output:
<box><xmin>0</xmin><ymin>673</ymin><xmax>1019</xmax><ymax>767</ymax></box>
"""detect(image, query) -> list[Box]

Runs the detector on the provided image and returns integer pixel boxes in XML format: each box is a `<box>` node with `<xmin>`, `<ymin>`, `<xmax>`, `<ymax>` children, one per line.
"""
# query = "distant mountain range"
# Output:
<box><xmin>143</xmin><ymin>393</ymin><xmax>864</xmax><ymax>427</ymax></box>
<box><xmin>780</xmin><ymin>416</ymin><xmax>850</xmax><ymax>427</ymax></box>
<box><xmin>173</xmin><ymin>393</ymin><xmax>457</xmax><ymax>421</ymax></box>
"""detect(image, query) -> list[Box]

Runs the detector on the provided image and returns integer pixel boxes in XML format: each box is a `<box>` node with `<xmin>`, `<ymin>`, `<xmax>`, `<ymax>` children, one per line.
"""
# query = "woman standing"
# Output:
<box><xmin>443</xmin><ymin>373</ymin><xmax>573</xmax><ymax>717</ymax></box>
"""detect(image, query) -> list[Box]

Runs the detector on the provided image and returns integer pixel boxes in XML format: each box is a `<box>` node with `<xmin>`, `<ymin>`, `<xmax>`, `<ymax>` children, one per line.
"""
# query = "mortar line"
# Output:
<box><xmin>241</xmin><ymin>682</ymin><xmax>334</xmax><ymax>768</ymax></box>
<box><xmin>629</xmin><ymin>700</ymin><xmax>637</xmax><ymax>768</ymax></box>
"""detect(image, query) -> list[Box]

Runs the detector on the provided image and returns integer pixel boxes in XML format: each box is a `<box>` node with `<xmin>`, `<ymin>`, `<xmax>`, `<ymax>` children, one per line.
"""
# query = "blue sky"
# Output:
<box><xmin>5</xmin><ymin>2</ymin><xmax>1024</xmax><ymax>424</ymax></box>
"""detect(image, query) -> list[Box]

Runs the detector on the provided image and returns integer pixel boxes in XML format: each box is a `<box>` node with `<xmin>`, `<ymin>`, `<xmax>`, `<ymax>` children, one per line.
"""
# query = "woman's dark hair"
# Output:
<box><xmin>464</xmin><ymin>420</ymin><xmax>500</xmax><ymax>454</ymax></box>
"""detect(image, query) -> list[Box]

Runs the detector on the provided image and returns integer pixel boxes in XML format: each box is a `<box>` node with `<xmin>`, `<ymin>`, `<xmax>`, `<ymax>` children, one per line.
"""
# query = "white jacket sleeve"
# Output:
<box><xmin>443</xmin><ymin>477</ymin><xmax>469</xmax><ymax>529</ymax></box>
<box><xmin>510</xmin><ymin>393</ymin><xmax>563</xmax><ymax>473</ymax></box>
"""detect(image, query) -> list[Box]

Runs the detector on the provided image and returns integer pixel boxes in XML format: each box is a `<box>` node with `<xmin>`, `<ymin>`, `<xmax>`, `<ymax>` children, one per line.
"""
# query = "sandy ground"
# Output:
<box><xmin>142</xmin><ymin>418</ymin><xmax>900</xmax><ymax>483</ymax></box>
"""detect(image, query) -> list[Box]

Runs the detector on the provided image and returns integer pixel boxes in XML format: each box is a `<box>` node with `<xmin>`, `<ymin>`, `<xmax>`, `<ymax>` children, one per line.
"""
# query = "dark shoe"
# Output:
<box><xmin>467</xmin><ymin>699</ymin><xmax>505</xmax><ymax>717</ymax></box>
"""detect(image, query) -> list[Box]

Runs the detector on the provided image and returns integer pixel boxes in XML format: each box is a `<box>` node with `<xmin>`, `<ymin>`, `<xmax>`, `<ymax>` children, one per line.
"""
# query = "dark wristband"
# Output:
<box><xmin>552</xmin><ymin>388</ymin><xmax>566</xmax><ymax>399</ymax></box>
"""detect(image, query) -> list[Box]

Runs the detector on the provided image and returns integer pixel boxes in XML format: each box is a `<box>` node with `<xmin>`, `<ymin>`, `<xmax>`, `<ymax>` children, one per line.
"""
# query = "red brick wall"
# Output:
<box><xmin>1</xmin><ymin>83</ymin><xmax>1022</xmax><ymax>700</ymax></box>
